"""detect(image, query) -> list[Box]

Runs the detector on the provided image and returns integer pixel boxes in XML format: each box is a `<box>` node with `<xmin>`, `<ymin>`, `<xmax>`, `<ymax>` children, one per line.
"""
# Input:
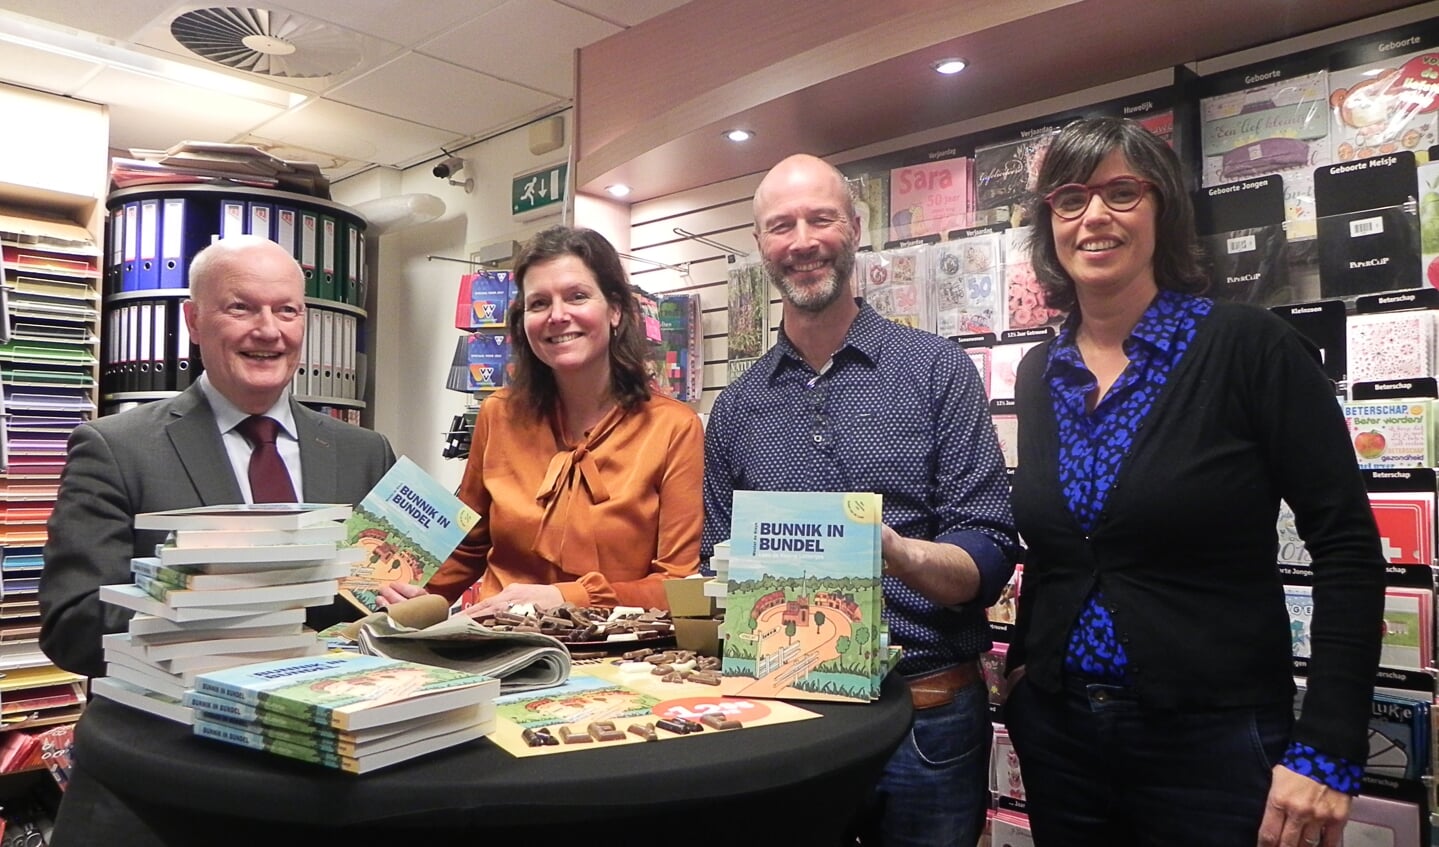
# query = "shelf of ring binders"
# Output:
<box><xmin>101</xmin><ymin>184</ymin><xmax>372</xmax><ymax>421</ymax></box>
<box><xmin>98</xmin><ymin>292</ymin><xmax>366</xmax><ymax>405</ymax></box>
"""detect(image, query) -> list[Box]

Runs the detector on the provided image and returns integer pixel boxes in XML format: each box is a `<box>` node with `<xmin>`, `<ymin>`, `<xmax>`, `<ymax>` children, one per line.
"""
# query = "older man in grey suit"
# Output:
<box><xmin>39</xmin><ymin>235</ymin><xmax>395</xmax><ymax>678</ymax></box>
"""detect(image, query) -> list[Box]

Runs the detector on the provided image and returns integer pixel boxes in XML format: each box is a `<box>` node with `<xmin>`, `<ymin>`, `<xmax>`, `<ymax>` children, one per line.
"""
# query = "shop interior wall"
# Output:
<box><xmin>334</xmin><ymin>0</ymin><xmax>1439</xmax><ymax>477</ymax></box>
<box><xmin>624</xmin><ymin>0</ymin><xmax>1439</xmax><ymax>417</ymax></box>
<box><xmin>330</xmin><ymin>111</ymin><xmax>586</xmax><ymax>490</ymax></box>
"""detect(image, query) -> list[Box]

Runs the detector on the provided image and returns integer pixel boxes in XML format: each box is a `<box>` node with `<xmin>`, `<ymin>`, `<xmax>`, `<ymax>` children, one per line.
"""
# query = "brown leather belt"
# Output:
<box><xmin>904</xmin><ymin>663</ymin><xmax>981</xmax><ymax>711</ymax></box>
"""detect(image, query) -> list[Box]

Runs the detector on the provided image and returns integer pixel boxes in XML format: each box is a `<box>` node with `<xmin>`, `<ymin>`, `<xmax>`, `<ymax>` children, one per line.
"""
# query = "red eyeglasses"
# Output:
<box><xmin>1042</xmin><ymin>176</ymin><xmax>1156</xmax><ymax>220</ymax></box>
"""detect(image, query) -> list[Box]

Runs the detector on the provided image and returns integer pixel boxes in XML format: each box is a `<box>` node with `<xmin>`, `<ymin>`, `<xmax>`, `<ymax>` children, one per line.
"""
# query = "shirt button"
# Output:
<box><xmin>812</xmin><ymin>434</ymin><xmax>822</xmax><ymax>443</ymax></box>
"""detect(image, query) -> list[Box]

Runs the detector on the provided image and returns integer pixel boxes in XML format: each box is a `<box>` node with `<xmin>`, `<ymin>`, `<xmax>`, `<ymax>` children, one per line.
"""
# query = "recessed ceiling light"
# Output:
<box><xmin>932</xmin><ymin>58</ymin><xmax>967</xmax><ymax>75</ymax></box>
<box><xmin>605</xmin><ymin>184</ymin><xmax>632</xmax><ymax>198</ymax></box>
<box><xmin>724</xmin><ymin>129</ymin><xmax>754</xmax><ymax>142</ymax></box>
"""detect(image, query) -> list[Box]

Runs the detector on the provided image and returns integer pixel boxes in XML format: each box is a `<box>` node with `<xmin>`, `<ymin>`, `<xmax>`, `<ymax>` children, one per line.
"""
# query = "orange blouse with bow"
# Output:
<box><xmin>425</xmin><ymin>389</ymin><xmax>704</xmax><ymax>609</ymax></box>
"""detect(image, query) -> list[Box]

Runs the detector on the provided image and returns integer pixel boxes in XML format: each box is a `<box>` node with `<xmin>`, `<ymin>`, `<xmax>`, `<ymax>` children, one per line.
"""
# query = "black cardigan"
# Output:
<box><xmin>1009</xmin><ymin>301</ymin><xmax>1385</xmax><ymax>764</ymax></box>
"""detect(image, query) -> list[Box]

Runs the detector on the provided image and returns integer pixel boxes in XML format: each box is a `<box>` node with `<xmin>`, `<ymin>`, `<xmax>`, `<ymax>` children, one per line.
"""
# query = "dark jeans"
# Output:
<box><xmin>853</xmin><ymin>680</ymin><xmax>992</xmax><ymax>847</ymax></box>
<box><xmin>1005</xmin><ymin>674</ymin><xmax>1292</xmax><ymax>847</ymax></box>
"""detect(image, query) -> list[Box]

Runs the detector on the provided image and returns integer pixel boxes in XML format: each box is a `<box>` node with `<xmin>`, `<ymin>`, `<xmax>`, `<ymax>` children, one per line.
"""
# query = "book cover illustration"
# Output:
<box><xmin>721</xmin><ymin>490</ymin><xmax>884</xmax><ymax>703</ymax></box>
<box><xmin>193</xmin><ymin>652</ymin><xmax>497</xmax><ymax>731</ymax></box>
<box><xmin>484</xmin><ymin>662</ymin><xmax>819</xmax><ymax>758</ymax></box>
<box><xmin>1200</xmin><ymin>70</ymin><xmax>1330</xmax><ymax>220</ymax></box>
<box><xmin>194</xmin><ymin>699</ymin><xmax>491</xmax><ymax>760</ymax></box>
<box><xmin>493</xmin><ymin>673</ymin><xmax>660</xmax><ymax>732</ymax></box>
<box><xmin>726</xmin><ymin>261</ymin><xmax>769</xmax><ymax>382</ymax></box>
<box><xmin>889</xmin><ymin>156</ymin><xmax>972</xmax><ymax>240</ymax></box>
<box><xmin>340</xmin><ymin>455</ymin><xmax>480</xmax><ymax>613</ymax></box>
<box><xmin>191</xmin><ymin>709</ymin><xmax>492</xmax><ymax>774</ymax></box>
<box><xmin>987</xmin><ymin>563</ymin><xmax>1023</xmax><ymax>628</ymax></box>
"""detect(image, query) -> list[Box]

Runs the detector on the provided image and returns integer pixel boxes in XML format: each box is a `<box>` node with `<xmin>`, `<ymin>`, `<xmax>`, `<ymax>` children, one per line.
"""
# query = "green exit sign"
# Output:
<box><xmin>511</xmin><ymin>163</ymin><xmax>568</xmax><ymax>216</ymax></box>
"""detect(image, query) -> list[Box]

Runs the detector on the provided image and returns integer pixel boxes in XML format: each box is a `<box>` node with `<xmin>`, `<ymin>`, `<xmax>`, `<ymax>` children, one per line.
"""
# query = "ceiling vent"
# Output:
<box><xmin>169</xmin><ymin>7</ymin><xmax>362</xmax><ymax>79</ymax></box>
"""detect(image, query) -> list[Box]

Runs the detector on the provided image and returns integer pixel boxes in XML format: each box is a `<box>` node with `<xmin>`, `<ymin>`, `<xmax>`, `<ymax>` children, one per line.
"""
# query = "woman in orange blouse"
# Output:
<box><xmin>381</xmin><ymin>226</ymin><xmax>703</xmax><ymax>616</ymax></box>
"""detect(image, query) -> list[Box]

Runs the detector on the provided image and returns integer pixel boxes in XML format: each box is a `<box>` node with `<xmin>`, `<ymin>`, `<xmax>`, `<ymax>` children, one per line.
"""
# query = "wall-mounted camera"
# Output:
<box><xmin>432</xmin><ymin>154</ymin><xmax>474</xmax><ymax>193</ymax></box>
<box><xmin>433</xmin><ymin>156</ymin><xmax>466</xmax><ymax>179</ymax></box>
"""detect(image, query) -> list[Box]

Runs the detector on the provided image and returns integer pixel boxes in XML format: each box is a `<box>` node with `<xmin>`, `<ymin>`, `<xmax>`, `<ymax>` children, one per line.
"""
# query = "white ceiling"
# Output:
<box><xmin>0</xmin><ymin>0</ymin><xmax>693</xmax><ymax>182</ymax></box>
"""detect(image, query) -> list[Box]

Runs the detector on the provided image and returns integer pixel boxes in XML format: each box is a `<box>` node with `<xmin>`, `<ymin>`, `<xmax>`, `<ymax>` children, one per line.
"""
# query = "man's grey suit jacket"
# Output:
<box><xmin>38</xmin><ymin>384</ymin><xmax>396</xmax><ymax>677</ymax></box>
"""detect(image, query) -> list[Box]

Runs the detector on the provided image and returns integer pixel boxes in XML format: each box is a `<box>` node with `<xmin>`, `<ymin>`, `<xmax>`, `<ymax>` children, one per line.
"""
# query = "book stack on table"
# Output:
<box><xmin>183</xmin><ymin>652</ymin><xmax>498</xmax><ymax>773</ymax></box>
<box><xmin>90</xmin><ymin>503</ymin><xmax>364</xmax><ymax>725</ymax></box>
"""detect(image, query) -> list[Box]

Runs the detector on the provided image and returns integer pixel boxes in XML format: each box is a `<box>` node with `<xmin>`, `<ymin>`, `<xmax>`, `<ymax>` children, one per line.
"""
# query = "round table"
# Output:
<box><xmin>53</xmin><ymin>673</ymin><xmax>913</xmax><ymax>847</ymax></box>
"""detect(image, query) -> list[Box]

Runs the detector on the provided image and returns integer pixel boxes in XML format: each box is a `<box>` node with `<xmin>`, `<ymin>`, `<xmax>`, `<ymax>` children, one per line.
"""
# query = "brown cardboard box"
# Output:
<box><xmin>664</xmin><ymin>576</ymin><xmax>716</xmax><ymax>619</ymax></box>
<box><xmin>665</xmin><ymin>577</ymin><xmax>722</xmax><ymax>656</ymax></box>
<box><xmin>674</xmin><ymin>617</ymin><xmax>722</xmax><ymax>656</ymax></box>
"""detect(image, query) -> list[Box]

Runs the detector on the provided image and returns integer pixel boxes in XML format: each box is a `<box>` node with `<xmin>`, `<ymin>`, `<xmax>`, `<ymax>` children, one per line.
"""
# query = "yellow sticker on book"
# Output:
<box><xmin>844</xmin><ymin>493</ymin><xmax>881</xmax><ymax>525</ymax></box>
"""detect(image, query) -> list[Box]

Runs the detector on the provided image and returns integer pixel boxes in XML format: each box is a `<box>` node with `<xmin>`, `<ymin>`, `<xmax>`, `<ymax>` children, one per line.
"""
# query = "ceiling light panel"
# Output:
<box><xmin>421</xmin><ymin>0</ymin><xmax>619</xmax><ymax>98</ymax></box>
<box><xmin>251</xmin><ymin>96</ymin><xmax>460</xmax><ymax>168</ymax></box>
<box><xmin>326</xmin><ymin>52</ymin><xmax>561</xmax><ymax>137</ymax></box>
<box><xmin>75</xmin><ymin>65</ymin><xmax>285</xmax><ymax>153</ymax></box>
<box><xmin>273</xmin><ymin>0</ymin><xmax>505</xmax><ymax>49</ymax></box>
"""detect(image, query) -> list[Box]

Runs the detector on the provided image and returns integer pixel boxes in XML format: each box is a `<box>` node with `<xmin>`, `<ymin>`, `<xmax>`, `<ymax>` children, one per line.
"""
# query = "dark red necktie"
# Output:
<box><xmin>236</xmin><ymin>415</ymin><xmax>298</xmax><ymax>503</ymax></box>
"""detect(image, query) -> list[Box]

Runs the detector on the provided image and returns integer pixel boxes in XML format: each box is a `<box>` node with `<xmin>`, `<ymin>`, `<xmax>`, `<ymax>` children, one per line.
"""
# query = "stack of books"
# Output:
<box><xmin>91</xmin><ymin>503</ymin><xmax>364</xmax><ymax>725</ymax></box>
<box><xmin>110</xmin><ymin>141</ymin><xmax>331</xmax><ymax>197</ymax></box>
<box><xmin>704</xmin><ymin>540</ymin><xmax>730</xmax><ymax>609</ymax></box>
<box><xmin>183</xmin><ymin>652</ymin><xmax>498</xmax><ymax>773</ymax></box>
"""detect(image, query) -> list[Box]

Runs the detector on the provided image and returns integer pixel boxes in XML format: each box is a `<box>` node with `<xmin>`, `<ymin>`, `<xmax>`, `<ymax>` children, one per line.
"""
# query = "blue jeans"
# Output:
<box><xmin>853</xmin><ymin>679</ymin><xmax>991</xmax><ymax>847</ymax></box>
<box><xmin>1005</xmin><ymin>674</ymin><xmax>1292</xmax><ymax>847</ymax></box>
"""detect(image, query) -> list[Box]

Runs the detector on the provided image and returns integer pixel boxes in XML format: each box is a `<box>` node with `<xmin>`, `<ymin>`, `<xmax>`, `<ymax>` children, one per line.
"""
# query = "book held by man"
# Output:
<box><xmin>720</xmin><ymin>490</ymin><xmax>886</xmax><ymax>703</ymax></box>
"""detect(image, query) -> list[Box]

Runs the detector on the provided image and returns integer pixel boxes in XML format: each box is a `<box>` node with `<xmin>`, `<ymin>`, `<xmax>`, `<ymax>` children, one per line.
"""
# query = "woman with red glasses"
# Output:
<box><xmin>1004</xmin><ymin>117</ymin><xmax>1384</xmax><ymax>847</ymax></box>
